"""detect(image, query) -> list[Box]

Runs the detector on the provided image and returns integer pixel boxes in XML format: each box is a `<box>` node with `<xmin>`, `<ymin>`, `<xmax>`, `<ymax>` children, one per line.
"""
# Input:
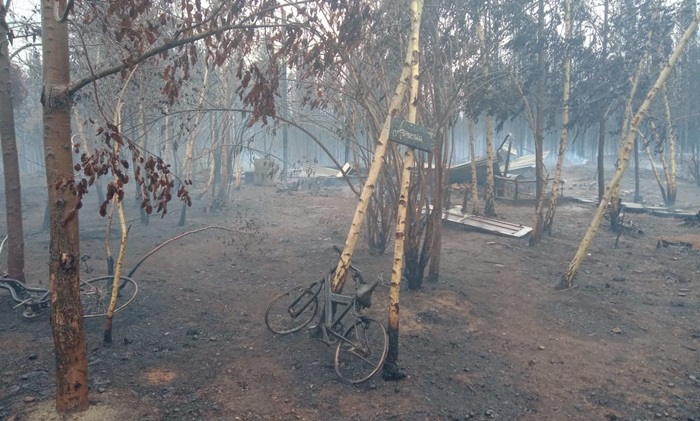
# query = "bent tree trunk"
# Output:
<box><xmin>104</xmin><ymin>67</ymin><xmax>138</xmax><ymax>343</ymax></box>
<box><xmin>0</xmin><ymin>4</ymin><xmax>25</xmax><ymax>281</ymax></box>
<box><xmin>563</xmin><ymin>10</ymin><xmax>700</xmax><ymax>287</ymax></box>
<box><xmin>41</xmin><ymin>0</ymin><xmax>89</xmax><ymax>412</ymax></box>
<box><xmin>610</xmin><ymin>39</ymin><xmax>649</xmax><ymax>230</ymax></box>
<box><xmin>330</xmin><ymin>29</ymin><xmax>415</xmax><ymax>294</ymax></box>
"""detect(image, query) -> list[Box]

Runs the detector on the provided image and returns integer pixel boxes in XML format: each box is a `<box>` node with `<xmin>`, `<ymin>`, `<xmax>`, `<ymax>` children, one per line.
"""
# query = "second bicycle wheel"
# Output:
<box><xmin>335</xmin><ymin>317</ymin><xmax>388</xmax><ymax>383</ymax></box>
<box><xmin>80</xmin><ymin>276</ymin><xmax>139</xmax><ymax>318</ymax></box>
<box><xmin>265</xmin><ymin>284</ymin><xmax>319</xmax><ymax>334</ymax></box>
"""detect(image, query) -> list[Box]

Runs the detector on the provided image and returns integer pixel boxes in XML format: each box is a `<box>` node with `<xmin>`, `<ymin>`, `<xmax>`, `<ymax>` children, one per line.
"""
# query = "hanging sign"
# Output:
<box><xmin>389</xmin><ymin>118</ymin><xmax>435</xmax><ymax>152</ymax></box>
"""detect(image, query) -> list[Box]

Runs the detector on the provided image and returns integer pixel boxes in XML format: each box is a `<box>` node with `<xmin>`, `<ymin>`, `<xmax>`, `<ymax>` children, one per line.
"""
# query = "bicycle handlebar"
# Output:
<box><xmin>0</xmin><ymin>280</ymin><xmax>24</xmax><ymax>302</ymax></box>
<box><xmin>0</xmin><ymin>278</ymin><xmax>48</xmax><ymax>303</ymax></box>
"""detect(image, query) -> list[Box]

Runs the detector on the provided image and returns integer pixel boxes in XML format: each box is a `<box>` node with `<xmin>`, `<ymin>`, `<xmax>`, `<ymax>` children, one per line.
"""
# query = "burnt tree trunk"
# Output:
<box><xmin>41</xmin><ymin>0</ymin><xmax>89</xmax><ymax>412</ymax></box>
<box><xmin>0</xmin><ymin>4</ymin><xmax>25</xmax><ymax>281</ymax></box>
<box><xmin>384</xmin><ymin>0</ymin><xmax>423</xmax><ymax>381</ymax></box>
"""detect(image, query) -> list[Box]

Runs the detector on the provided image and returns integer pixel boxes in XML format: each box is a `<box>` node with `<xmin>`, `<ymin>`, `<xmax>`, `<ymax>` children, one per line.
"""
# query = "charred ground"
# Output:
<box><xmin>1</xmin><ymin>163</ymin><xmax>699</xmax><ymax>421</ymax></box>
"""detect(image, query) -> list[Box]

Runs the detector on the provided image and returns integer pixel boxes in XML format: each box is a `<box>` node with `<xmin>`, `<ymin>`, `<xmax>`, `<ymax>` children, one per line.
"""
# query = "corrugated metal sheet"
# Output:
<box><xmin>291</xmin><ymin>162</ymin><xmax>354</xmax><ymax>178</ymax></box>
<box><xmin>440</xmin><ymin>206</ymin><xmax>532</xmax><ymax>238</ymax></box>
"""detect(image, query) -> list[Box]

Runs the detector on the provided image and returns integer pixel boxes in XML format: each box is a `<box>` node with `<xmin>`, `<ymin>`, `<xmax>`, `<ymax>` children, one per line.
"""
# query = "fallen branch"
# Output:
<box><xmin>127</xmin><ymin>226</ymin><xmax>248</xmax><ymax>278</ymax></box>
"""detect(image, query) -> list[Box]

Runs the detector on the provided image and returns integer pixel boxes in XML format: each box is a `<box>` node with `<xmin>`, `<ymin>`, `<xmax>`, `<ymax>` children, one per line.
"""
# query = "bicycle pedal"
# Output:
<box><xmin>349</xmin><ymin>346</ymin><xmax>369</xmax><ymax>358</ymax></box>
<box><xmin>308</xmin><ymin>326</ymin><xmax>322</xmax><ymax>338</ymax></box>
<box><xmin>22</xmin><ymin>308</ymin><xmax>41</xmax><ymax>318</ymax></box>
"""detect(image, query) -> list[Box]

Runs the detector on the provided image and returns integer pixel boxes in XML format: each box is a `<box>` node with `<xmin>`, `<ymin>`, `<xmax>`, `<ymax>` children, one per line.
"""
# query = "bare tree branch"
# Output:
<box><xmin>68</xmin><ymin>23</ymin><xmax>294</xmax><ymax>97</ymax></box>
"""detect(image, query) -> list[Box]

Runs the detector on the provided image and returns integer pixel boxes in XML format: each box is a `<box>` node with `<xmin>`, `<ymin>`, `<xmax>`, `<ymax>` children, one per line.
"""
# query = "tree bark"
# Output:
<box><xmin>596</xmin><ymin>0</ymin><xmax>609</xmax><ymax>203</ymax></box>
<box><xmin>484</xmin><ymin>115</ymin><xmax>496</xmax><ymax>216</ymax></box>
<box><xmin>41</xmin><ymin>0</ymin><xmax>89</xmax><ymax>411</ymax></box>
<box><xmin>104</xmin><ymin>66</ymin><xmax>137</xmax><ymax>343</ymax></box>
<box><xmin>649</xmin><ymin>120</ymin><xmax>674</xmax><ymax>205</ymax></box>
<box><xmin>543</xmin><ymin>0</ymin><xmax>572</xmax><ymax>234</ymax></box>
<box><xmin>562</xmin><ymin>9</ymin><xmax>700</xmax><ymax>287</ymax></box>
<box><xmin>0</xmin><ymin>3</ymin><xmax>25</xmax><ymax>281</ymax></box>
<box><xmin>179</xmin><ymin>66</ymin><xmax>209</xmax><ymax>226</ymax></box>
<box><xmin>385</xmin><ymin>0</ymin><xmax>423</xmax><ymax>380</ymax></box>
<box><xmin>217</xmin><ymin>115</ymin><xmax>232</xmax><ymax>202</ymax></box>
<box><xmin>330</xmin><ymin>27</ymin><xmax>415</xmax><ymax>294</ymax></box>
<box><xmin>72</xmin><ymin>107</ymin><xmax>105</xmax><ymax>206</ymax></box>
<box><xmin>641</xmin><ymin>132</ymin><xmax>667</xmax><ymax>202</ymax></box>
<box><xmin>634</xmin><ymin>136</ymin><xmax>641</xmax><ymax>203</ymax></box>
<box><xmin>610</xmin><ymin>37</ymin><xmax>650</xmax><ymax>229</ymax></box>
<box><xmin>467</xmin><ymin>115</ymin><xmax>479</xmax><ymax>214</ymax></box>
<box><xmin>662</xmin><ymin>87</ymin><xmax>677</xmax><ymax>205</ymax></box>
<box><xmin>199</xmin><ymin>113</ymin><xmax>221</xmax><ymax>200</ymax></box>
<box><xmin>136</xmin><ymin>101</ymin><xmax>149</xmax><ymax>224</ymax></box>
<box><xmin>596</xmin><ymin>118</ymin><xmax>606</xmax><ymax>202</ymax></box>
<box><xmin>281</xmin><ymin>64</ymin><xmax>289</xmax><ymax>181</ymax></box>
<box><xmin>529</xmin><ymin>0</ymin><xmax>547</xmax><ymax>244</ymax></box>
<box><xmin>476</xmin><ymin>16</ymin><xmax>496</xmax><ymax>217</ymax></box>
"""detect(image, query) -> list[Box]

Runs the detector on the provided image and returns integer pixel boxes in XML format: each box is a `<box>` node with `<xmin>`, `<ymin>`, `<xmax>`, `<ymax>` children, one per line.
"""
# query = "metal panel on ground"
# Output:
<box><xmin>440</xmin><ymin>206</ymin><xmax>532</xmax><ymax>238</ymax></box>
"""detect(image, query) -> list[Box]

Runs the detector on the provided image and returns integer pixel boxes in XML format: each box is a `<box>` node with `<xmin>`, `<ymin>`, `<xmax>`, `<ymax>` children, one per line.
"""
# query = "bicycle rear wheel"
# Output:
<box><xmin>265</xmin><ymin>284</ymin><xmax>319</xmax><ymax>334</ymax></box>
<box><xmin>80</xmin><ymin>276</ymin><xmax>138</xmax><ymax>318</ymax></box>
<box><xmin>335</xmin><ymin>317</ymin><xmax>388</xmax><ymax>383</ymax></box>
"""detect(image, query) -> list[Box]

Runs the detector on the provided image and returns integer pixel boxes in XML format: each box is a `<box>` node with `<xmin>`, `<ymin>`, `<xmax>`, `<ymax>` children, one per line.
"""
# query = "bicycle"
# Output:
<box><xmin>0</xmin><ymin>236</ymin><xmax>138</xmax><ymax>319</ymax></box>
<box><xmin>0</xmin><ymin>275</ymin><xmax>138</xmax><ymax>319</ymax></box>
<box><xmin>265</xmin><ymin>247</ymin><xmax>388</xmax><ymax>384</ymax></box>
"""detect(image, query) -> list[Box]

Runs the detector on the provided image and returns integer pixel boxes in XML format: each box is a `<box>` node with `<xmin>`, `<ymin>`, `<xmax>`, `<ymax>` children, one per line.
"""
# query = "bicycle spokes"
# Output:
<box><xmin>348</xmin><ymin>343</ymin><xmax>370</xmax><ymax>359</ymax></box>
<box><xmin>265</xmin><ymin>253</ymin><xmax>387</xmax><ymax>384</ymax></box>
<box><xmin>265</xmin><ymin>286</ymin><xmax>319</xmax><ymax>334</ymax></box>
<box><xmin>334</xmin><ymin>318</ymin><xmax>388</xmax><ymax>383</ymax></box>
<box><xmin>80</xmin><ymin>276</ymin><xmax>139</xmax><ymax>318</ymax></box>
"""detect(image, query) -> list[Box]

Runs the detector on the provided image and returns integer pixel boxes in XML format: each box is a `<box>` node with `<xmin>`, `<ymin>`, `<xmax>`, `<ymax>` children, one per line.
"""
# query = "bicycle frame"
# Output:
<box><xmin>264</xmin><ymin>250</ymin><xmax>387</xmax><ymax>383</ymax></box>
<box><xmin>0</xmin><ymin>278</ymin><xmax>50</xmax><ymax>310</ymax></box>
<box><xmin>280</xmin><ymin>260</ymin><xmax>367</xmax><ymax>338</ymax></box>
<box><xmin>318</xmin><ymin>273</ymin><xmax>358</xmax><ymax>345</ymax></box>
<box><xmin>0</xmin><ymin>275</ymin><xmax>138</xmax><ymax>319</ymax></box>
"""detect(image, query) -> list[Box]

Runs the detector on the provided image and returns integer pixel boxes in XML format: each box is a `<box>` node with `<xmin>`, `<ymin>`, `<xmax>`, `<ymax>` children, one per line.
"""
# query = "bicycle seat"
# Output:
<box><xmin>356</xmin><ymin>280</ymin><xmax>379</xmax><ymax>308</ymax></box>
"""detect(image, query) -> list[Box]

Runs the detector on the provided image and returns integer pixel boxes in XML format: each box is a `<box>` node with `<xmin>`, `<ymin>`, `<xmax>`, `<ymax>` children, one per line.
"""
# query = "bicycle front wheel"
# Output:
<box><xmin>335</xmin><ymin>317</ymin><xmax>388</xmax><ymax>383</ymax></box>
<box><xmin>265</xmin><ymin>285</ymin><xmax>319</xmax><ymax>334</ymax></box>
<box><xmin>80</xmin><ymin>276</ymin><xmax>138</xmax><ymax>318</ymax></box>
